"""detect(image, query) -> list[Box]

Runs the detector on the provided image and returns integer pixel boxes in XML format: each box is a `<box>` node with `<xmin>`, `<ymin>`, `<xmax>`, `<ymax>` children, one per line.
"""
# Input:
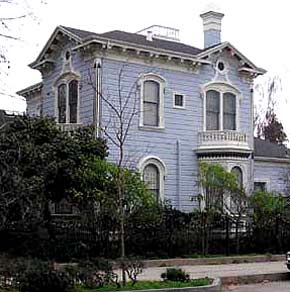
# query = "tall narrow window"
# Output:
<box><xmin>206</xmin><ymin>90</ymin><xmax>220</xmax><ymax>130</ymax></box>
<box><xmin>58</xmin><ymin>84</ymin><xmax>66</xmax><ymax>123</ymax></box>
<box><xmin>223</xmin><ymin>92</ymin><xmax>236</xmax><ymax>130</ymax></box>
<box><xmin>232</xmin><ymin>166</ymin><xmax>243</xmax><ymax>188</ymax></box>
<box><xmin>69</xmin><ymin>80</ymin><xmax>78</xmax><ymax>123</ymax></box>
<box><xmin>143</xmin><ymin>80</ymin><xmax>159</xmax><ymax>126</ymax></box>
<box><xmin>143</xmin><ymin>164</ymin><xmax>160</xmax><ymax>200</ymax></box>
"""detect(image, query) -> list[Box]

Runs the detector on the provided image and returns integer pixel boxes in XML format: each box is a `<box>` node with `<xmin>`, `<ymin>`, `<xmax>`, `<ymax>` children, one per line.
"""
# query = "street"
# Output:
<box><xmin>224</xmin><ymin>281</ymin><xmax>290</xmax><ymax>291</ymax></box>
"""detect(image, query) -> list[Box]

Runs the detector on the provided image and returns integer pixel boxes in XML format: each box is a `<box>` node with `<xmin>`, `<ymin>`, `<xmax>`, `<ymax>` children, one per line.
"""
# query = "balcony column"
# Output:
<box><xmin>220</xmin><ymin>92</ymin><xmax>223</xmax><ymax>130</ymax></box>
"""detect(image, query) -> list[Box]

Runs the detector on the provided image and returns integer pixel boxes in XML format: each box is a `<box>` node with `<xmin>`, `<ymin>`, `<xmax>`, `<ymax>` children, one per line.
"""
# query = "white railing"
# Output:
<box><xmin>58</xmin><ymin>123</ymin><xmax>83</xmax><ymax>132</ymax></box>
<box><xmin>198</xmin><ymin>131</ymin><xmax>249</xmax><ymax>150</ymax></box>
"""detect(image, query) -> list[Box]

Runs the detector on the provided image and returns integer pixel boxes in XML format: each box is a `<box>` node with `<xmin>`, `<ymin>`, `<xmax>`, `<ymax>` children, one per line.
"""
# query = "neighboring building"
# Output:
<box><xmin>18</xmin><ymin>10</ymin><xmax>290</xmax><ymax>211</ymax></box>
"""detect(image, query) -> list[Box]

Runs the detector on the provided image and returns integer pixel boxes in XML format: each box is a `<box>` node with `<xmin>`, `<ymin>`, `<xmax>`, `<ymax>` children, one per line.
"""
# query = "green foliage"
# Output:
<box><xmin>250</xmin><ymin>191</ymin><xmax>286</xmax><ymax>228</ymax></box>
<box><xmin>73</xmin><ymin>157</ymin><xmax>158</xmax><ymax>225</ymax></box>
<box><xmin>0</xmin><ymin>116</ymin><xmax>107</xmax><ymax>232</ymax></box>
<box><xmin>19</xmin><ymin>270</ymin><xmax>75</xmax><ymax>292</ymax></box>
<box><xmin>198</xmin><ymin>162</ymin><xmax>242</xmax><ymax>212</ymax></box>
<box><xmin>160</xmin><ymin>268</ymin><xmax>190</xmax><ymax>282</ymax></box>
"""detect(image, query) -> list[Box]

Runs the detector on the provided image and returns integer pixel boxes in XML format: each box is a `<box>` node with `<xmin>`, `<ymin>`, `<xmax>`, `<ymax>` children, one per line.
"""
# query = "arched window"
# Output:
<box><xmin>140</xmin><ymin>74</ymin><xmax>165</xmax><ymax>128</ymax></box>
<box><xmin>206</xmin><ymin>90</ymin><xmax>220</xmax><ymax>130</ymax></box>
<box><xmin>143</xmin><ymin>164</ymin><xmax>160</xmax><ymax>199</ymax></box>
<box><xmin>231</xmin><ymin>166</ymin><xmax>243</xmax><ymax>188</ymax></box>
<box><xmin>203</xmin><ymin>83</ymin><xmax>239</xmax><ymax>131</ymax></box>
<box><xmin>223</xmin><ymin>92</ymin><xmax>236</xmax><ymax>130</ymax></box>
<box><xmin>56</xmin><ymin>78</ymin><xmax>79</xmax><ymax>124</ymax></box>
<box><xmin>69</xmin><ymin>80</ymin><xmax>78</xmax><ymax>123</ymax></box>
<box><xmin>57</xmin><ymin>84</ymin><xmax>66</xmax><ymax>123</ymax></box>
<box><xmin>138</xmin><ymin>156</ymin><xmax>166</xmax><ymax>201</ymax></box>
<box><xmin>143</xmin><ymin>80</ymin><xmax>160</xmax><ymax>126</ymax></box>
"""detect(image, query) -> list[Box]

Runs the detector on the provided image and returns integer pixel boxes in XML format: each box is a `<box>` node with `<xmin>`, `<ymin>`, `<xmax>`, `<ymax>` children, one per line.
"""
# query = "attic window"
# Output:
<box><xmin>217</xmin><ymin>62</ymin><xmax>225</xmax><ymax>71</ymax></box>
<box><xmin>65</xmin><ymin>51</ymin><xmax>71</xmax><ymax>61</ymax></box>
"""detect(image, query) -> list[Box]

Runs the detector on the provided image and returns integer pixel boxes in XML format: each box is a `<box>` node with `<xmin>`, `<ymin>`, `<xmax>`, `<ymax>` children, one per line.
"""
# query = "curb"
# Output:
<box><xmin>119</xmin><ymin>278</ymin><xmax>222</xmax><ymax>292</ymax></box>
<box><xmin>221</xmin><ymin>272</ymin><xmax>290</xmax><ymax>286</ymax></box>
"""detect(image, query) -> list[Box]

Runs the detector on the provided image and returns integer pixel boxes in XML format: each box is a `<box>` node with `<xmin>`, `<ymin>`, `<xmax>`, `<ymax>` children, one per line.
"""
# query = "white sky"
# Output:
<box><xmin>1</xmin><ymin>0</ymin><xmax>290</xmax><ymax>137</ymax></box>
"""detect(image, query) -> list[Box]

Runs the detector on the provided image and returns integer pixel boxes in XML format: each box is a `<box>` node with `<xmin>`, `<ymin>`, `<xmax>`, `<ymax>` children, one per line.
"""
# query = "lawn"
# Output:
<box><xmin>76</xmin><ymin>278</ymin><xmax>212</xmax><ymax>291</ymax></box>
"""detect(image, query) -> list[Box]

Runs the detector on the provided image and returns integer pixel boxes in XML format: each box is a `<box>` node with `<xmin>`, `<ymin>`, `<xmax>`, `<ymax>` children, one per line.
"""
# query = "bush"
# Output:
<box><xmin>161</xmin><ymin>268</ymin><xmax>190</xmax><ymax>282</ymax></box>
<box><xmin>19</xmin><ymin>270</ymin><xmax>75</xmax><ymax>292</ymax></box>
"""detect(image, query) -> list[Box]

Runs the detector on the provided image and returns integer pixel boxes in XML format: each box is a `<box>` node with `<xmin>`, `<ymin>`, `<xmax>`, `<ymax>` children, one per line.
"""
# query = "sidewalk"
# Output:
<box><xmin>137</xmin><ymin>261</ymin><xmax>287</xmax><ymax>281</ymax></box>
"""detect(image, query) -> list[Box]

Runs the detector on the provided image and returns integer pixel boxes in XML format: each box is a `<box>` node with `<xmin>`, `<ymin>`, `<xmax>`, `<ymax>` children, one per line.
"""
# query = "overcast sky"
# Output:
<box><xmin>1</xmin><ymin>0</ymin><xmax>290</xmax><ymax>137</ymax></box>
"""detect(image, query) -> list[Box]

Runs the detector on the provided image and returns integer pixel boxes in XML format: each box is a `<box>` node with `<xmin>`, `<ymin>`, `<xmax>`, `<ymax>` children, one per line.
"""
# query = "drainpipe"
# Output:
<box><xmin>93</xmin><ymin>58</ymin><xmax>102</xmax><ymax>139</ymax></box>
<box><xmin>177</xmin><ymin>139</ymin><xmax>182</xmax><ymax>210</ymax></box>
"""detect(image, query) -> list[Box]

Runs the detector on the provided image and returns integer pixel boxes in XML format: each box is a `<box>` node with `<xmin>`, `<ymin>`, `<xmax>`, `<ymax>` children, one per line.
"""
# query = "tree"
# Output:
<box><xmin>0</xmin><ymin>115</ymin><xmax>107</xmax><ymax>234</ymax></box>
<box><xmin>254</xmin><ymin>76</ymin><xmax>287</xmax><ymax>144</ymax></box>
<box><xmin>88</xmin><ymin>64</ymin><xmax>144</xmax><ymax>284</ymax></box>
<box><xmin>198</xmin><ymin>162</ymin><xmax>247</xmax><ymax>255</ymax></box>
<box><xmin>250</xmin><ymin>191</ymin><xmax>287</xmax><ymax>253</ymax></box>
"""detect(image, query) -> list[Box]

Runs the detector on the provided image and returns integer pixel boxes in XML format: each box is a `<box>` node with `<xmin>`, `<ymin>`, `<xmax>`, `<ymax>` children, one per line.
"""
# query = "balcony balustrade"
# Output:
<box><xmin>197</xmin><ymin>130</ymin><xmax>250</xmax><ymax>153</ymax></box>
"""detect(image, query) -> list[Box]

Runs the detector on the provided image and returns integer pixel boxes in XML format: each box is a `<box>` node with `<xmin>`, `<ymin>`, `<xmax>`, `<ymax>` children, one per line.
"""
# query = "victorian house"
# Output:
<box><xmin>18</xmin><ymin>10</ymin><xmax>290</xmax><ymax>212</ymax></box>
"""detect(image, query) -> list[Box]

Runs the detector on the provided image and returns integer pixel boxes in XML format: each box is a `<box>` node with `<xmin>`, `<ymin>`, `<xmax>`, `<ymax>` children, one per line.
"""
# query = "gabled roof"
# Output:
<box><xmin>17</xmin><ymin>82</ymin><xmax>43</xmax><ymax>98</ymax></box>
<box><xmin>254</xmin><ymin>138</ymin><xmax>289</xmax><ymax>159</ymax></box>
<box><xmin>197</xmin><ymin>42</ymin><xmax>266</xmax><ymax>75</ymax></box>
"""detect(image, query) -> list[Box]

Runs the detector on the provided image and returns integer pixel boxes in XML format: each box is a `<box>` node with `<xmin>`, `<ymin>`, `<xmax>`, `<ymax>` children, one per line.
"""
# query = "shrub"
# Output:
<box><xmin>19</xmin><ymin>270</ymin><xmax>75</xmax><ymax>292</ymax></box>
<box><xmin>161</xmin><ymin>268</ymin><xmax>190</xmax><ymax>282</ymax></box>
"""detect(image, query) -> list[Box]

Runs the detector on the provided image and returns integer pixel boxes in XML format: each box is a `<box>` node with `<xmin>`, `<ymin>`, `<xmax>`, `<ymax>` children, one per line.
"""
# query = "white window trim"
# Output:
<box><xmin>253</xmin><ymin>179</ymin><xmax>270</xmax><ymax>192</ymax></box>
<box><xmin>201</xmin><ymin>81</ymin><xmax>242</xmax><ymax>132</ymax></box>
<box><xmin>139</xmin><ymin>73</ymin><xmax>166</xmax><ymax>129</ymax></box>
<box><xmin>138</xmin><ymin>155</ymin><xmax>167</xmax><ymax>201</ymax></box>
<box><xmin>173</xmin><ymin>92</ymin><xmax>186</xmax><ymax>109</ymax></box>
<box><xmin>53</xmin><ymin>72</ymin><xmax>81</xmax><ymax>124</ymax></box>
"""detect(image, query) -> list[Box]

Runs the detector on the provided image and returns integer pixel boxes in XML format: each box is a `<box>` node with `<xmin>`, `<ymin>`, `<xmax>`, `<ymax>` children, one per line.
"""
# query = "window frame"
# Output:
<box><xmin>202</xmin><ymin>82</ymin><xmax>241</xmax><ymax>132</ymax></box>
<box><xmin>139</xmin><ymin>73</ymin><xmax>165</xmax><ymax>129</ymax></box>
<box><xmin>173</xmin><ymin>92</ymin><xmax>186</xmax><ymax>109</ymax></box>
<box><xmin>54</xmin><ymin>72</ymin><xmax>80</xmax><ymax>124</ymax></box>
<box><xmin>138</xmin><ymin>156</ymin><xmax>167</xmax><ymax>201</ymax></box>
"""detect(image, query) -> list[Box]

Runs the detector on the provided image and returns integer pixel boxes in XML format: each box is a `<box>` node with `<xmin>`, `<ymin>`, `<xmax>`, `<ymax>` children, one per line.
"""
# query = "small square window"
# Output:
<box><xmin>254</xmin><ymin>182</ymin><xmax>267</xmax><ymax>192</ymax></box>
<box><xmin>174</xmin><ymin>94</ymin><xmax>184</xmax><ymax>108</ymax></box>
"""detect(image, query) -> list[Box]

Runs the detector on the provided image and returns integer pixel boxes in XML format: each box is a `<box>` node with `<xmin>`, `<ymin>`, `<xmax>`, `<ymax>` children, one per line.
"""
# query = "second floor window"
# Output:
<box><xmin>57</xmin><ymin>79</ymin><xmax>79</xmax><ymax>123</ymax></box>
<box><xmin>223</xmin><ymin>92</ymin><xmax>236</xmax><ymax>130</ymax></box>
<box><xmin>143</xmin><ymin>80</ymin><xmax>160</xmax><ymax>126</ymax></box>
<box><xmin>206</xmin><ymin>90</ymin><xmax>220</xmax><ymax>130</ymax></box>
<box><xmin>205</xmin><ymin>88</ymin><xmax>237</xmax><ymax>131</ymax></box>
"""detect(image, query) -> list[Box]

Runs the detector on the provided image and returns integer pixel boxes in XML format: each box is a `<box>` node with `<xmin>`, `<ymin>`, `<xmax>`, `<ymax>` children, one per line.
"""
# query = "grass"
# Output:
<box><xmin>76</xmin><ymin>278</ymin><xmax>212</xmax><ymax>291</ymax></box>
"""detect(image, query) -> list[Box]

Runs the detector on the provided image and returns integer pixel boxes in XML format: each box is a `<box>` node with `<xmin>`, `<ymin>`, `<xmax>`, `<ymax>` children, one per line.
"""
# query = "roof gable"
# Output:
<box><xmin>30</xmin><ymin>26</ymin><xmax>82</xmax><ymax>68</ymax></box>
<box><xmin>197</xmin><ymin>42</ymin><xmax>266</xmax><ymax>75</ymax></box>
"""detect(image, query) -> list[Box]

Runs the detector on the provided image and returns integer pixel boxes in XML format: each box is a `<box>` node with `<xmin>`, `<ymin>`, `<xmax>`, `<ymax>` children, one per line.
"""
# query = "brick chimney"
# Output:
<box><xmin>200</xmin><ymin>11</ymin><xmax>224</xmax><ymax>49</ymax></box>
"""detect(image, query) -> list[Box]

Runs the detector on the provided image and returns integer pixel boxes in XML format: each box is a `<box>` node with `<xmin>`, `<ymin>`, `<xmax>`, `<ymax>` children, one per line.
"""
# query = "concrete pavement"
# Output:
<box><xmin>137</xmin><ymin>261</ymin><xmax>288</xmax><ymax>281</ymax></box>
<box><xmin>224</xmin><ymin>281</ymin><xmax>290</xmax><ymax>292</ymax></box>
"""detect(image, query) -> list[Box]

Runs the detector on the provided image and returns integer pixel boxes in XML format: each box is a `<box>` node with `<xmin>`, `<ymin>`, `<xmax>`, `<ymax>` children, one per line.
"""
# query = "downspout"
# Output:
<box><xmin>177</xmin><ymin>139</ymin><xmax>181</xmax><ymax>210</ymax></box>
<box><xmin>94</xmin><ymin>58</ymin><xmax>102</xmax><ymax>139</ymax></box>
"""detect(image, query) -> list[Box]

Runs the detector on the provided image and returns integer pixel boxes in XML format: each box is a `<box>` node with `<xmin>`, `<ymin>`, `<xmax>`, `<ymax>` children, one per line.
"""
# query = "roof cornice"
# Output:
<box><xmin>254</xmin><ymin>156</ymin><xmax>290</xmax><ymax>164</ymax></box>
<box><xmin>72</xmin><ymin>38</ymin><xmax>211</xmax><ymax>65</ymax></box>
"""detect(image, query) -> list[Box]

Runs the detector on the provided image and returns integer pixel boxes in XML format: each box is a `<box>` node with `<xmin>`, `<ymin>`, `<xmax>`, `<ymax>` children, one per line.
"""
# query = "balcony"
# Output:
<box><xmin>197</xmin><ymin>130</ymin><xmax>251</xmax><ymax>154</ymax></box>
<box><xmin>58</xmin><ymin>123</ymin><xmax>83</xmax><ymax>132</ymax></box>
